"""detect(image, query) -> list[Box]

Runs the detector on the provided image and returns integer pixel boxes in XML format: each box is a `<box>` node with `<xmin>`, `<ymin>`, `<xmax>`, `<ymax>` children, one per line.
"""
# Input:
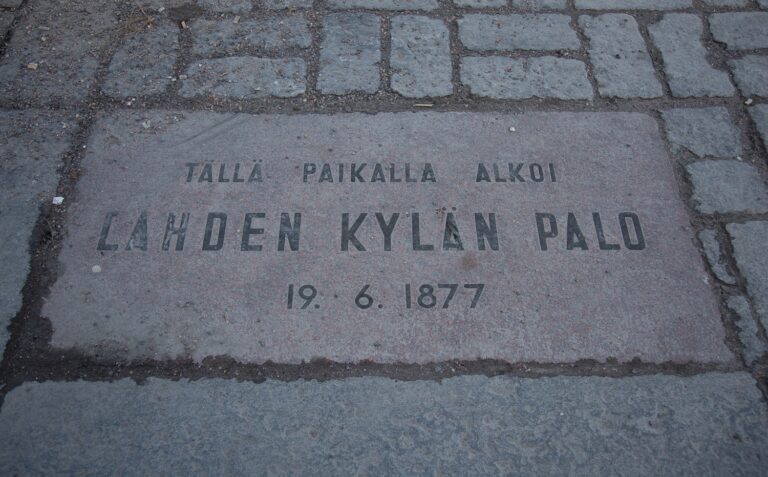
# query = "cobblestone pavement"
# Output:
<box><xmin>1</xmin><ymin>0</ymin><xmax>768</xmax><ymax>475</ymax></box>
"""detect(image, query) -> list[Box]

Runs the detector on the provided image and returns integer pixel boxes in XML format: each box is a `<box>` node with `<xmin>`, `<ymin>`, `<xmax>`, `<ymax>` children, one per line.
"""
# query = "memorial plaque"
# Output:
<box><xmin>45</xmin><ymin>111</ymin><xmax>732</xmax><ymax>363</ymax></box>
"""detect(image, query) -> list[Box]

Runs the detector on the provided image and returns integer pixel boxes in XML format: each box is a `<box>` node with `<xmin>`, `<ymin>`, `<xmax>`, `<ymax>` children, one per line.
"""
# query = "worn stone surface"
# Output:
<box><xmin>454</xmin><ymin>0</ymin><xmax>505</xmax><ymax>6</ymax></box>
<box><xmin>648</xmin><ymin>14</ymin><xmax>733</xmax><ymax>98</ymax></box>
<box><xmin>0</xmin><ymin>0</ymin><xmax>118</xmax><ymax>103</ymax></box>
<box><xmin>580</xmin><ymin>14</ymin><xmax>663</xmax><ymax>99</ymax></box>
<box><xmin>0</xmin><ymin>12</ymin><xmax>13</xmax><ymax>38</ymax></box>
<box><xmin>179</xmin><ymin>57</ymin><xmax>305</xmax><ymax>98</ymax></box>
<box><xmin>759</xmin><ymin>0</ymin><xmax>768</xmax><ymax>8</ymax></box>
<box><xmin>686</xmin><ymin>160</ymin><xmax>768</xmax><ymax>214</ymax></box>
<box><xmin>1</xmin><ymin>374</ymin><xmax>767</xmax><ymax>476</ymax></box>
<box><xmin>102</xmin><ymin>22</ymin><xmax>179</xmax><ymax>98</ymax></box>
<box><xmin>702</xmin><ymin>0</ymin><xmax>747</xmax><ymax>6</ymax></box>
<box><xmin>729</xmin><ymin>55</ymin><xmax>768</xmax><ymax>98</ymax></box>
<box><xmin>328</xmin><ymin>0</ymin><xmax>438</xmax><ymax>9</ymax></box>
<box><xmin>318</xmin><ymin>13</ymin><xmax>380</xmax><ymax>95</ymax></box>
<box><xmin>461</xmin><ymin>56</ymin><xmax>592</xmax><ymax>99</ymax></box>
<box><xmin>0</xmin><ymin>0</ymin><xmax>22</xmax><ymax>7</ymax></box>
<box><xmin>728</xmin><ymin>221</ymin><xmax>768</xmax><ymax>333</ymax></box>
<box><xmin>190</xmin><ymin>16</ymin><xmax>311</xmax><ymax>57</ymax></box>
<box><xmin>575</xmin><ymin>0</ymin><xmax>691</xmax><ymax>8</ymax></box>
<box><xmin>513</xmin><ymin>0</ymin><xmax>567</xmax><ymax>8</ymax></box>
<box><xmin>197</xmin><ymin>0</ymin><xmax>252</xmax><ymax>12</ymax></box>
<box><xmin>0</xmin><ymin>111</ymin><xmax>75</xmax><ymax>356</ymax></box>
<box><xmin>709</xmin><ymin>13</ymin><xmax>768</xmax><ymax>50</ymax></box>
<box><xmin>727</xmin><ymin>295</ymin><xmax>767</xmax><ymax>366</ymax></box>
<box><xmin>43</xmin><ymin>111</ymin><xmax>730</xmax><ymax>364</ymax></box>
<box><xmin>390</xmin><ymin>16</ymin><xmax>452</xmax><ymax>98</ymax></box>
<box><xmin>264</xmin><ymin>0</ymin><xmax>313</xmax><ymax>7</ymax></box>
<box><xmin>662</xmin><ymin>107</ymin><xmax>742</xmax><ymax>157</ymax></box>
<box><xmin>458</xmin><ymin>14</ymin><xmax>579</xmax><ymax>51</ymax></box>
<box><xmin>698</xmin><ymin>229</ymin><xmax>736</xmax><ymax>285</ymax></box>
<box><xmin>750</xmin><ymin>104</ymin><xmax>768</xmax><ymax>150</ymax></box>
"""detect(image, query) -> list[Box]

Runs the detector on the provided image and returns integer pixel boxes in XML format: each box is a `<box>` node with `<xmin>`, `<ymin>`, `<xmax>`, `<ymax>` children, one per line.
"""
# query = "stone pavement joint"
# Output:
<box><xmin>580</xmin><ymin>14</ymin><xmax>663</xmax><ymax>99</ymax></box>
<box><xmin>648</xmin><ymin>14</ymin><xmax>734</xmax><ymax>98</ymax></box>
<box><xmin>698</xmin><ymin>228</ymin><xmax>737</xmax><ymax>285</ymax></box>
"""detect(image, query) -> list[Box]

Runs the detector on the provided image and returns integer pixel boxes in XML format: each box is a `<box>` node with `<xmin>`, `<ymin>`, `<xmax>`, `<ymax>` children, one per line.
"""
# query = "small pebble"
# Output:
<box><xmin>91</xmin><ymin>265</ymin><xmax>102</xmax><ymax>273</ymax></box>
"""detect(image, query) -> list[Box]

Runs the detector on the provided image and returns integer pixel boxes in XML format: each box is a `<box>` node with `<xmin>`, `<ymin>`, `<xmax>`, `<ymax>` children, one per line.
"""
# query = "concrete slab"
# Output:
<box><xmin>44</xmin><ymin>111</ymin><xmax>731</xmax><ymax>364</ymax></box>
<box><xmin>1</xmin><ymin>373</ymin><xmax>766</xmax><ymax>476</ymax></box>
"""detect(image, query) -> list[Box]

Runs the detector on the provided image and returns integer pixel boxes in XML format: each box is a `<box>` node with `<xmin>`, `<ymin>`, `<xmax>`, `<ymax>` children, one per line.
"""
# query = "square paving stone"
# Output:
<box><xmin>686</xmin><ymin>160</ymin><xmax>768</xmax><ymax>214</ymax></box>
<box><xmin>43</xmin><ymin>111</ymin><xmax>732</xmax><ymax>365</ymax></box>
<box><xmin>661</xmin><ymin>107</ymin><xmax>742</xmax><ymax>157</ymax></box>
<box><xmin>729</xmin><ymin>55</ymin><xmax>768</xmax><ymax>97</ymax></box>
<box><xmin>728</xmin><ymin>221</ymin><xmax>768</xmax><ymax>333</ymax></box>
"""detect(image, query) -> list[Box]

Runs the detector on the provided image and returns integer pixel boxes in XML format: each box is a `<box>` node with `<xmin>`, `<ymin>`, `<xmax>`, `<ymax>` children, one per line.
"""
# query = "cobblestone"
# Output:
<box><xmin>263</xmin><ymin>0</ymin><xmax>313</xmax><ymax>7</ymax></box>
<box><xmin>575</xmin><ymin>0</ymin><xmax>691</xmax><ymax>9</ymax></box>
<box><xmin>102</xmin><ymin>22</ymin><xmax>179</xmax><ymax>98</ymax></box>
<box><xmin>648</xmin><ymin>14</ymin><xmax>733</xmax><ymax>98</ymax></box>
<box><xmin>458</xmin><ymin>14</ymin><xmax>580</xmax><ymax>51</ymax></box>
<box><xmin>318</xmin><ymin>13</ymin><xmax>381</xmax><ymax>95</ymax></box>
<box><xmin>328</xmin><ymin>0</ymin><xmax>437</xmax><ymax>9</ymax></box>
<box><xmin>513</xmin><ymin>0</ymin><xmax>566</xmax><ymax>8</ymax></box>
<box><xmin>750</xmin><ymin>104</ymin><xmax>768</xmax><ymax>149</ymax></box>
<box><xmin>686</xmin><ymin>160</ymin><xmax>768</xmax><ymax>214</ymax></box>
<box><xmin>390</xmin><ymin>16</ymin><xmax>452</xmax><ymax>98</ymax></box>
<box><xmin>0</xmin><ymin>110</ymin><xmax>75</xmax><ymax>355</ymax></box>
<box><xmin>580</xmin><ymin>14</ymin><xmax>663</xmax><ymax>99</ymax></box>
<box><xmin>661</xmin><ymin>107</ymin><xmax>742</xmax><ymax>157</ymax></box>
<box><xmin>190</xmin><ymin>16</ymin><xmax>311</xmax><ymax>57</ymax></box>
<box><xmin>1</xmin><ymin>374</ymin><xmax>766</xmax><ymax>475</ymax></box>
<box><xmin>197</xmin><ymin>0</ymin><xmax>252</xmax><ymax>12</ymax></box>
<box><xmin>0</xmin><ymin>0</ymin><xmax>118</xmax><ymax>103</ymax></box>
<box><xmin>0</xmin><ymin>12</ymin><xmax>13</xmax><ymax>38</ymax></box>
<box><xmin>460</xmin><ymin>56</ymin><xmax>592</xmax><ymax>99</ymax></box>
<box><xmin>179</xmin><ymin>57</ymin><xmax>306</xmax><ymax>98</ymax></box>
<box><xmin>727</xmin><ymin>295</ymin><xmax>767</xmax><ymax>366</ymax></box>
<box><xmin>709</xmin><ymin>12</ymin><xmax>768</xmax><ymax>50</ymax></box>
<box><xmin>702</xmin><ymin>0</ymin><xmax>747</xmax><ymax>6</ymax></box>
<box><xmin>728</xmin><ymin>221</ymin><xmax>768</xmax><ymax>333</ymax></box>
<box><xmin>454</xmin><ymin>0</ymin><xmax>505</xmax><ymax>7</ymax></box>
<box><xmin>729</xmin><ymin>55</ymin><xmax>768</xmax><ymax>98</ymax></box>
<box><xmin>698</xmin><ymin>229</ymin><xmax>736</xmax><ymax>285</ymax></box>
<box><xmin>0</xmin><ymin>0</ymin><xmax>22</xmax><ymax>7</ymax></box>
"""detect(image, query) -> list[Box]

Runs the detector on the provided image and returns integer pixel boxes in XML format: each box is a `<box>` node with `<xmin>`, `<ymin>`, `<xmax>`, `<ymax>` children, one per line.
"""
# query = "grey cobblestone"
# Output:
<box><xmin>698</xmin><ymin>229</ymin><xmax>736</xmax><ymax>285</ymax></box>
<box><xmin>727</xmin><ymin>295</ymin><xmax>767</xmax><ymax>366</ymax></box>
<box><xmin>197</xmin><ymin>0</ymin><xmax>252</xmax><ymax>12</ymax></box>
<box><xmin>102</xmin><ymin>22</ymin><xmax>179</xmax><ymax>98</ymax></box>
<box><xmin>263</xmin><ymin>0</ymin><xmax>313</xmax><ymax>7</ymax></box>
<box><xmin>0</xmin><ymin>0</ymin><xmax>22</xmax><ymax>7</ymax></box>
<box><xmin>661</xmin><ymin>107</ymin><xmax>742</xmax><ymax>157</ymax></box>
<box><xmin>580</xmin><ymin>14</ymin><xmax>663</xmax><ymax>99</ymax></box>
<box><xmin>750</xmin><ymin>104</ymin><xmax>768</xmax><ymax>149</ymax></box>
<box><xmin>190</xmin><ymin>16</ymin><xmax>311</xmax><ymax>57</ymax></box>
<box><xmin>702</xmin><ymin>0</ymin><xmax>747</xmax><ymax>6</ymax></box>
<box><xmin>179</xmin><ymin>57</ymin><xmax>306</xmax><ymax>98</ymax></box>
<box><xmin>1</xmin><ymin>374</ymin><xmax>766</xmax><ymax>475</ymax></box>
<box><xmin>318</xmin><ymin>13</ymin><xmax>380</xmax><ymax>95</ymax></box>
<box><xmin>390</xmin><ymin>16</ymin><xmax>452</xmax><ymax>98</ymax></box>
<box><xmin>328</xmin><ymin>0</ymin><xmax>437</xmax><ymax>9</ymax></box>
<box><xmin>512</xmin><ymin>0</ymin><xmax>567</xmax><ymax>9</ymax></box>
<box><xmin>760</xmin><ymin>0</ymin><xmax>768</xmax><ymax>8</ymax></box>
<box><xmin>453</xmin><ymin>0</ymin><xmax>505</xmax><ymax>7</ymax></box>
<box><xmin>686</xmin><ymin>160</ymin><xmax>768</xmax><ymax>214</ymax></box>
<box><xmin>648</xmin><ymin>14</ymin><xmax>733</xmax><ymax>98</ymax></box>
<box><xmin>575</xmin><ymin>0</ymin><xmax>691</xmax><ymax>8</ymax></box>
<box><xmin>709</xmin><ymin>12</ymin><xmax>768</xmax><ymax>50</ymax></box>
<box><xmin>0</xmin><ymin>13</ymin><xmax>12</xmax><ymax>39</ymax></box>
<box><xmin>0</xmin><ymin>0</ymin><xmax>118</xmax><ymax>103</ymax></box>
<box><xmin>460</xmin><ymin>56</ymin><xmax>592</xmax><ymax>99</ymax></box>
<box><xmin>728</xmin><ymin>220</ymin><xmax>768</xmax><ymax>333</ymax></box>
<box><xmin>729</xmin><ymin>55</ymin><xmax>768</xmax><ymax>97</ymax></box>
<box><xmin>458</xmin><ymin>14</ymin><xmax>580</xmax><ymax>51</ymax></box>
<box><xmin>0</xmin><ymin>110</ymin><xmax>75</xmax><ymax>356</ymax></box>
